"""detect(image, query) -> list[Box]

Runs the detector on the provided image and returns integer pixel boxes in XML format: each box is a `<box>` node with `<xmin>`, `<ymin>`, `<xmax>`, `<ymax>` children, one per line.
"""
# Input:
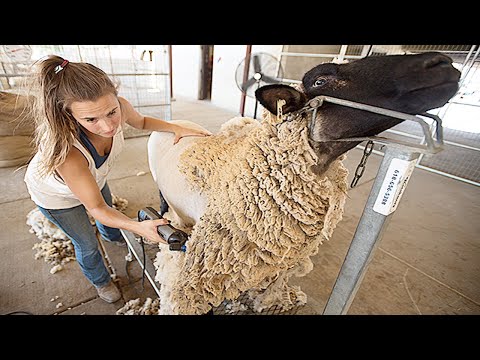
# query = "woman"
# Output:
<box><xmin>24</xmin><ymin>55</ymin><xmax>211</xmax><ymax>303</ymax></box>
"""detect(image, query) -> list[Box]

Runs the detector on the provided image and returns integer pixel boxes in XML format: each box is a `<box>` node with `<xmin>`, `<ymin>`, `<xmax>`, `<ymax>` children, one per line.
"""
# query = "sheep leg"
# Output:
<box><xmin>159</xmin><ymin>190</ymin><xmax>169</xmax><ymax>217</ymax></box>
<box><xmin>248</xmin><ymin>269</ymin><xmax>307</xmax><ymax>313</ymax></box>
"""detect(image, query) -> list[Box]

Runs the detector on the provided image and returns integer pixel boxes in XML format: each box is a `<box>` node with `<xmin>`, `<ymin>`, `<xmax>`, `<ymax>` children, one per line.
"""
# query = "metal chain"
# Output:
<box><xmin>350</xmin><ymin>141</ymin><xmax>374</xmax><ymax>188</ymax></box>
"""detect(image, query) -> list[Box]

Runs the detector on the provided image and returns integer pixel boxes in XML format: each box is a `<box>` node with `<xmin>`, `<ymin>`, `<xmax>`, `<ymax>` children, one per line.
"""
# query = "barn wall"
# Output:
<box><xmin>171</xmin><ymin>45</ymin><xmax>283</xmax><ymax>117</ymax></box>
<box><xmin>171</xmin><ymin>45</ymin><xmax>201</xmax><ymax>100</ymax></box>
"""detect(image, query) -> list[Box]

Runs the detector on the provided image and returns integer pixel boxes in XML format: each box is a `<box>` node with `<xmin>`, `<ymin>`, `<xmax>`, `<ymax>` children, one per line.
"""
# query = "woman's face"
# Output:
<box><xmin>70</xmin><ymin>93</ymin><xmax>122</xmax><ymax>138</ymax></box>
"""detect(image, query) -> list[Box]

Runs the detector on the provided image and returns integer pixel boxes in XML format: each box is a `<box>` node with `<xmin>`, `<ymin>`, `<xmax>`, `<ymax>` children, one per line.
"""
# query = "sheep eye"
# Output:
<box><xmin>313</xmin><ymin>77</ymin><xmax>329</xmax><ymax>87</ymax></box>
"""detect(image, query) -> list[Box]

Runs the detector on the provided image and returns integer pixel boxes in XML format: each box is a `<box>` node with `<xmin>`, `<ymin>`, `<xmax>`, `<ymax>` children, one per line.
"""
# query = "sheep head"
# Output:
<box><xmin>255</xmin><ymin>51</ymin><xmax>460</xmax><ymax>174</ymax></box>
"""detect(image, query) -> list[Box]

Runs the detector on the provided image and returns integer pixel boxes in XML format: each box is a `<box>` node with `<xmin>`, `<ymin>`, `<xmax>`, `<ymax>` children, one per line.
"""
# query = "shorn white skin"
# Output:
<box><xmin>148</xmin><ymin>120</ymin><xmax>210</xmax><ymax>229</ymax></box>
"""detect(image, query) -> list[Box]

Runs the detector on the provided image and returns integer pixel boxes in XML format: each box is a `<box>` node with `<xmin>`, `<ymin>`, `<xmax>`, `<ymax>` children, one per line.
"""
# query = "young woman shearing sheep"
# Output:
<box><xmin>24</xmin><ymin>55</ymin><xmax>211</xmax><ymax>303</ymax></box>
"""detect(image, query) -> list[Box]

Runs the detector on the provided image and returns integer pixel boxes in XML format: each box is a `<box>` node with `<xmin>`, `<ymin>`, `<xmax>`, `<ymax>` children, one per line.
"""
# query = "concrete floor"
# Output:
<box><xmin>1</xmin><ymin>96</ymin><xmax>479</xmax><ymax>315</ymax></box>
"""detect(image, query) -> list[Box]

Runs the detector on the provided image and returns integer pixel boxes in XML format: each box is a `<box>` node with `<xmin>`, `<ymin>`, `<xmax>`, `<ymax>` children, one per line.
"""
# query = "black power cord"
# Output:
<box><xmin>4</xmin><ymin>311</ymin><xmax>34</xmax><ymax>315</ymax></box>
<box><xmin>140</xmin><ymin>235</ymin><xmax>146</xmax><ymax>291</ymax></box>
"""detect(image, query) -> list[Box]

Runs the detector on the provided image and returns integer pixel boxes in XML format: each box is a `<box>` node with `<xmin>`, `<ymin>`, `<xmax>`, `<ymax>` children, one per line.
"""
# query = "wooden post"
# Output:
<box><xmin>239</xmin><ymin>45</ymin><xmax>252</xmax><ymax>116</ymax></box>
<box><xmin>168</xmin><ymin>45</ymin><xmax>174</xmax><ymax>100</ymax></box>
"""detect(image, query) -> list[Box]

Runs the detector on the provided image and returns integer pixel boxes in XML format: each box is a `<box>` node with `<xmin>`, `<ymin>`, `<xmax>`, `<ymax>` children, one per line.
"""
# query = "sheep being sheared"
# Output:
<box><xmin>148</xmin><ymin>52</ymin><xmax>460</xmax><ymax>315</ymax></box>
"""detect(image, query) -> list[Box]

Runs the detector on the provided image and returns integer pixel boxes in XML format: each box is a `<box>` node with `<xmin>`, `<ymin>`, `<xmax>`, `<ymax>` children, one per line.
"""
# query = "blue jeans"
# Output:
<box><xmin>37</xmin><ymin>182</ymin><xmax>123</xmax><ymax>288</ymax></box>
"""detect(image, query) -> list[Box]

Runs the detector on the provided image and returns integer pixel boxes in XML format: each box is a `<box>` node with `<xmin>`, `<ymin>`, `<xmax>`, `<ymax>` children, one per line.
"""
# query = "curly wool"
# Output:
<box><xmin>165</xmin><ymin>112</ymin><xmax>348</xmax><ymax>315</ymax></box>
<box><xmin>116</xmin><ymin>297</ymin><xmax>161</xmax><ymax>315</ymax></box>
<box><xmin>26</xmin><ymin>208</ymin><xmax>76</xmax><ymax>269</ymax></box>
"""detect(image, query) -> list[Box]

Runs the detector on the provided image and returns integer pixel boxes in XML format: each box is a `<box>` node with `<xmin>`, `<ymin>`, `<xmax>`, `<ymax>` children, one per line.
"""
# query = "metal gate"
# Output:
<box><xmin>278</xmin><ymin>45</ymin><xmax>480</xmax><ymax>186</ymax></box>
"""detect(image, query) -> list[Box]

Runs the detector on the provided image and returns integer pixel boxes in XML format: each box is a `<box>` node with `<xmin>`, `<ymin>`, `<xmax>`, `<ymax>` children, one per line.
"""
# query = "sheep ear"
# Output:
<box><xmin>255</xmin><ymin>84</ymin><xmax>308</xmax><ymax>115</ymax></box>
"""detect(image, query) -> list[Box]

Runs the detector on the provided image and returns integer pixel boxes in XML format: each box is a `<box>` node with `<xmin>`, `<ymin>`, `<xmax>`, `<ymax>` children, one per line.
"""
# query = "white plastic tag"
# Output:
<box><xmin>373</xmin><ymin>158</ymin><xmax>416</xmax><ymax>216</ymax></box>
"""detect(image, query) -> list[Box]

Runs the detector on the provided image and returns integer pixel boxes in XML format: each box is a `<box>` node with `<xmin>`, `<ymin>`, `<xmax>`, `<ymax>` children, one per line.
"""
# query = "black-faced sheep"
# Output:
<box><xmin>148</xmin><ymin>52</ymin><xmax>460</xmax><ymax>314</ymax></box>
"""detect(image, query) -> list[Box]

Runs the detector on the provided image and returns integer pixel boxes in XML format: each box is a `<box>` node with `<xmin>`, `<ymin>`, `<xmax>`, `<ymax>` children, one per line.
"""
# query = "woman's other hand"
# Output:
<box><xmin>173</xmin><ymin>126</ymin><xmax>212</xmax><ymax>145</ymax></box>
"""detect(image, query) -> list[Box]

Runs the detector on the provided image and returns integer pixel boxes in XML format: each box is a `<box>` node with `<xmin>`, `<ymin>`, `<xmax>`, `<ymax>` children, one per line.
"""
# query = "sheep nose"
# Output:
<box><xmin>423</xmin><ymin>53</ymin><xmax>452</xmax><ymax>69</ymax></box>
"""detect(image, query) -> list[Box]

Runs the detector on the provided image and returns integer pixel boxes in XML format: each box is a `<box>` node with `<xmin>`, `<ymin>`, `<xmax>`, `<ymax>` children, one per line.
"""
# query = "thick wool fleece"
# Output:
<box><xmin>164</xmin><ymin>112</ymin><xmax>348</xmax><ymax>315</ymax></box>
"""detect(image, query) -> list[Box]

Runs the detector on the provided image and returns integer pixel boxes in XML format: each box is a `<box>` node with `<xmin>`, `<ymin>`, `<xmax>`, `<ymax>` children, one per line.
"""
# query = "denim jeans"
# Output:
<box><xmin>37</xmin><ymin>182</ymin><xmax>123</xmax><ymax>288</ymax></box>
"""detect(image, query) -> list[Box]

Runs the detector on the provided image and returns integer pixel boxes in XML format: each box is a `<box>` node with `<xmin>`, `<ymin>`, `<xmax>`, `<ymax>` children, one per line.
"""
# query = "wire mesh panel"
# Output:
<box><xmin>420</xmin><ymin>142</ymin><xmax>480</xmax><ymax>181</ymax></box>
<box><xmin>280</xmin><ymin>45</ymin><xmax>369</xmax><ymax>82</ymax></box>
<box><xmin>278</xmin><ymin>45</ymin><xmax>480</xmax><ymax>186</ymax></box>
<box><xmin>370</xmin><ymin>45</ymin><xmax>480</xmax><ymax>185</ymax></box>
<box><xmin>0</xmin><ymin>45</ymin><xmax>171</xmax><ymax>122</ymax></box>
<box><xmin>212</xmin><ymin>291</ymin><xmax>301</xmax><ymax>315</ymax></box>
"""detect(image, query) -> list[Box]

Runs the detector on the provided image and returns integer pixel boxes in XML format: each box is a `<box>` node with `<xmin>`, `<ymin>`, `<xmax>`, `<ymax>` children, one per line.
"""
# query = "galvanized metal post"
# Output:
<box><xmin>323</xmin><ymin>145</ymin><xmax>421</xmax><ymax>315</ymax></box>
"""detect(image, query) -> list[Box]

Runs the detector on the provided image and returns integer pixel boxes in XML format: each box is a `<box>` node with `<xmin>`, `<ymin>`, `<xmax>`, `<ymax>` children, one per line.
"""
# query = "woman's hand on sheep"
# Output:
<box><xmin>138</xmin><ymin>218</ymin><xmax>170</xmax><ymax>244</ymax></box>
<box><xmin>173</xmin><ymin>126</ymin><xmax>212</xmax><ymax>145</ymax></box>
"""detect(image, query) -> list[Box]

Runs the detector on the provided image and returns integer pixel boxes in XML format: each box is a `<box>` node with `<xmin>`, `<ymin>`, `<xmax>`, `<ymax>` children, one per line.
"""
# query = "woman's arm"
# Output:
<box><xmin>119</xmin><ymin>96</ymin><xmax>211</xmax><ymax>144</ymax></box>
<box><xmin>56</xmin><ymin>148</ymin><xmax>168</xmax><ymax>244</ymax></box>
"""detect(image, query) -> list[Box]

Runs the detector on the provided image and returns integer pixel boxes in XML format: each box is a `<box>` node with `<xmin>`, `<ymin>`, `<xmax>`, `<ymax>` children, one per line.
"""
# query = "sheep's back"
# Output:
<box><xmin>147</xmin><ymin>120</ymin><xmax>209</xmax><ymax>226</ymax></box>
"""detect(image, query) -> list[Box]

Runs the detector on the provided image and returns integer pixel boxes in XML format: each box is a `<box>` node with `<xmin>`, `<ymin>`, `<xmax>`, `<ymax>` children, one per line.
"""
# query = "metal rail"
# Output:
<box><xmin>306</xmin><ymin>95</ymin><xmax>444</xmax><ymax>153</ymax></box>
<box><xmin>120</xmin><ymin>228</ymin><xmax>162</xmax><ymax>298</ymax></box>
<box><xmin>318</xmin><ymin>96</ymin><xmax>445</xmax><ymax>314</ymax></box>
<box><xmin>323</xmin><ymin>146</ymin><xmax>421</xmax><ymax>314</ymax></box>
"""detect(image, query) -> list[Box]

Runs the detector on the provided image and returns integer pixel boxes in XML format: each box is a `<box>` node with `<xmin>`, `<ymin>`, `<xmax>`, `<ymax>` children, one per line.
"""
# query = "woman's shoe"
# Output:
<box><xmin>96</xmin><ymin>281</ymin><xmax>121</xmax><ymax>303</ymax></box>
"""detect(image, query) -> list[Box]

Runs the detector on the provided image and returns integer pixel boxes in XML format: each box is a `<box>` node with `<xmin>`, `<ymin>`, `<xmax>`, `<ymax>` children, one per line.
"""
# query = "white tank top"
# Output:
<box><xmin>24</xmin><ymin>124</ymin><xmax>125</xmax><ymax>209</ymax></box>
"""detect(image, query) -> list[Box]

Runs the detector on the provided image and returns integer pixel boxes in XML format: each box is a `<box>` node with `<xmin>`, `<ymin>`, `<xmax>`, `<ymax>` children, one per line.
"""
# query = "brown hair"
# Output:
<box><xmin>27</xmin><ymin>55</ymin><xmax>119</xmax><ymax>177</ymax></box>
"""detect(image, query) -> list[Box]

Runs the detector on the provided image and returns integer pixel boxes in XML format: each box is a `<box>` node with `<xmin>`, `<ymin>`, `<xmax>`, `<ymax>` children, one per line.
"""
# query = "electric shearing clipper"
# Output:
<box><xmin>138</xmin><ymin>206</ymin><xmax>188</xmax><ymax>252</ymax></box>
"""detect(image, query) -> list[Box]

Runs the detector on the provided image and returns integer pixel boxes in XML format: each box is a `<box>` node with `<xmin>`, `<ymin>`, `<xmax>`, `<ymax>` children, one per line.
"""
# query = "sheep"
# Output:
<box><xmin>148</xmin><ymin>52</ymin><xmax>460</xmax><ymax>315</ymax></box>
